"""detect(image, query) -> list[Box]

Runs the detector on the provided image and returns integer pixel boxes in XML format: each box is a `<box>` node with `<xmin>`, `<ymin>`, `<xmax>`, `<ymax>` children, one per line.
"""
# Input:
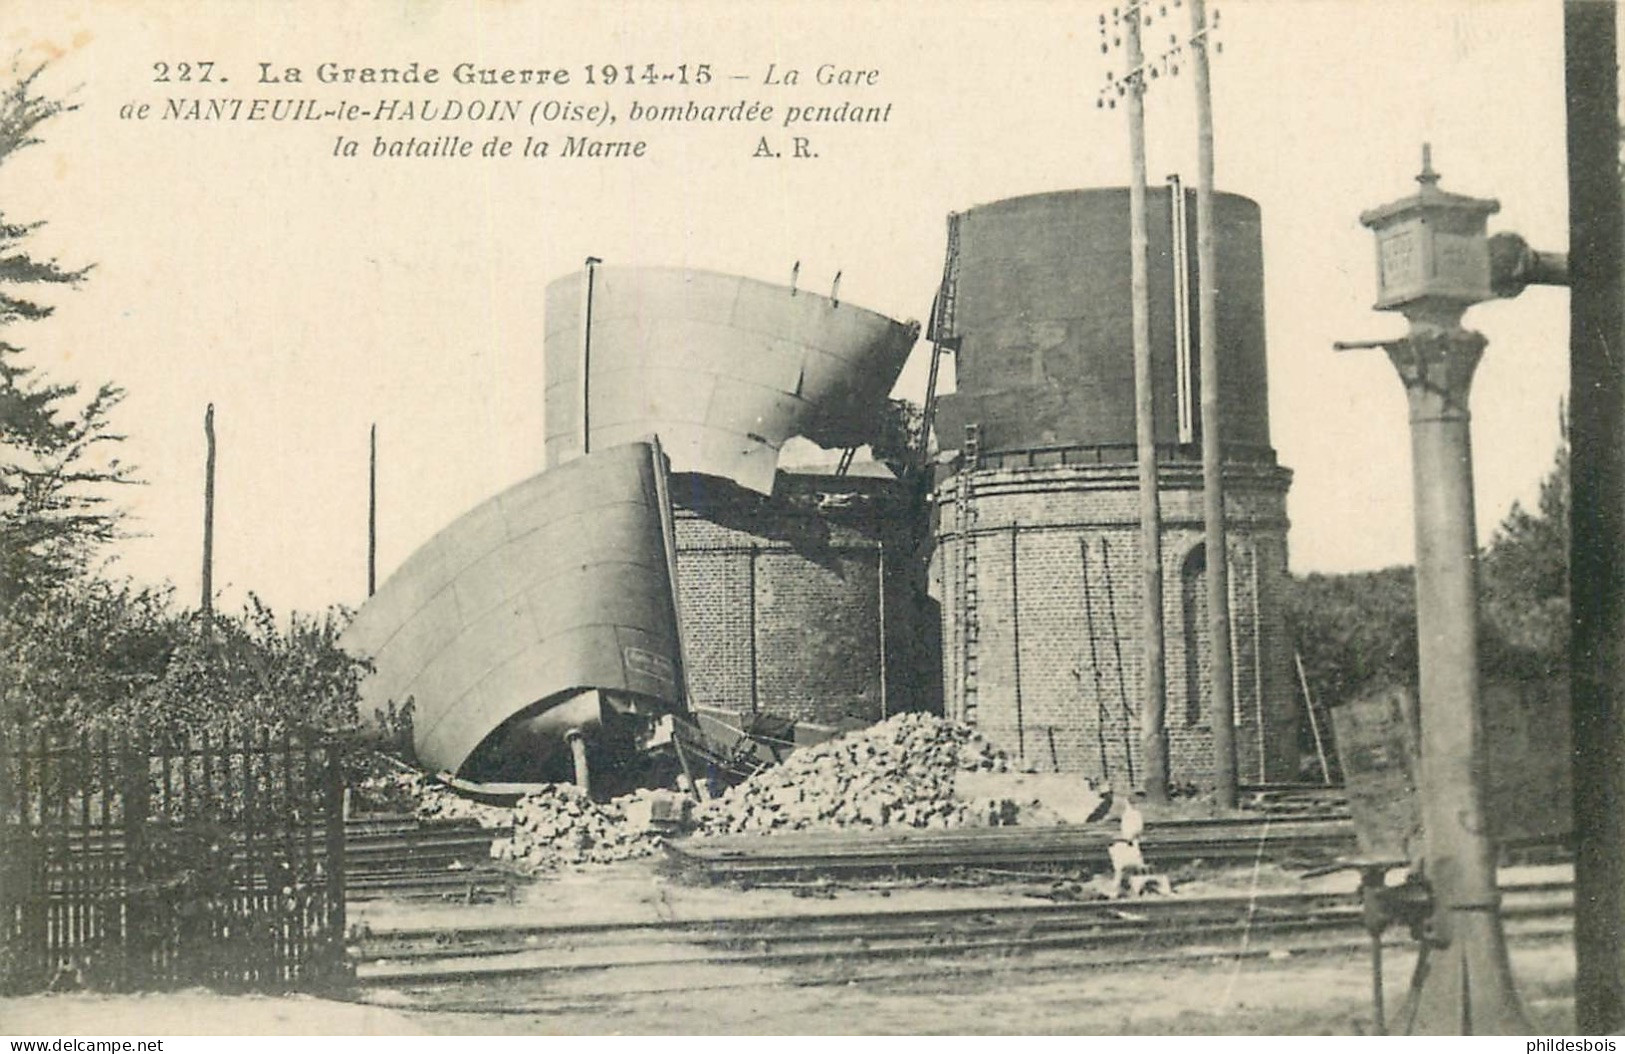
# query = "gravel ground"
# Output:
<box><xmin>0</xmin><ymin>939</ymin><xmax>1576</xmax><ymax>1035</ymax></box>
<box><xmin>3</xmin><ymin>862</ymin><xmax>1577</xmax><ymax>1036</ymax></box>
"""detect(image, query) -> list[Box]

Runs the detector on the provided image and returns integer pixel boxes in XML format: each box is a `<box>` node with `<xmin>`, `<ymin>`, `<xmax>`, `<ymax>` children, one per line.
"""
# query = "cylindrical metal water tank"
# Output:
<box><xmin>935</xmin><ymin>187</ymin><xmax>1271</xmax><ymax>459</ymax></box>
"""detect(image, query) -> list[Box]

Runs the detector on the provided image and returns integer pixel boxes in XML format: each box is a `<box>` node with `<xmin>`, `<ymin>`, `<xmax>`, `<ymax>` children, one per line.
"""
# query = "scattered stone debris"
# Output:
<box><xmin>354</xmin><ymin>713</ymin><xmax>1031</xmax><ymax>870</ymax></box>
<box><xmin>692</xmin><ymin>712</ymin><xmax>1017</xmax><ymax>835</ymax></box>
<box><xmin>493</xmin><ymin>785</ymin><xmax>668</xmax><ymax>869</ymax></box>
<box><xmin>357</xmin><ymin>767</ymin><xmax>676</xmax><ymax>872</ymax></box>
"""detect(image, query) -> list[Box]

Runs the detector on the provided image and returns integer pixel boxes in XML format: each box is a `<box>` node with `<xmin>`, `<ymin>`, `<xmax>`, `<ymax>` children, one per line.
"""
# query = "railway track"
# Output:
<box><xmin>338</xmin><ymin>809</ymin><xmax>1358</xmax><ymax>898</ymax></box>
<box><xmin>665</xmin><ymin>815</ymin><xmax>1360</xmax><ymax>881</ymax></box>
<box><xmin>348</xmin><ymin>877</ymin><xmax>1574</xmax><ymax>1004</ymax></box>
<box><xmin>344</xmin><ymin>815</ymin><xmax>520</xmax><ymax>901</ymax></box>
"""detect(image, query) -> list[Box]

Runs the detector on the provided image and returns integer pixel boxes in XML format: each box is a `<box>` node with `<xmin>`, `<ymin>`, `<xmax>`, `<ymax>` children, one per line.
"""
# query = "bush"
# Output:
<box><xmin>1</xmin><ymin>581</ymin><xmax>369</xmax><ymax>742</ymax></box>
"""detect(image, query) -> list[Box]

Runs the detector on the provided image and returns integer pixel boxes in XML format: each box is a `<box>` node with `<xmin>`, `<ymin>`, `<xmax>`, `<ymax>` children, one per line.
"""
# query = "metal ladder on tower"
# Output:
<box><xmin>920</xmin><ymin>213</ymin><xmax>963</xmax><ymax>472</ymax></box>
<box><xmin>957</xmin><ymin>423</ymin><xmax>981</xmax><ymax>725</ymax></box>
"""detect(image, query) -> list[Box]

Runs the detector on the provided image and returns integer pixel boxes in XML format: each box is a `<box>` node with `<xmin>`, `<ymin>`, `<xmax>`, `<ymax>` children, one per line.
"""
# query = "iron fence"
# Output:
<box><xmin>0</xmin><ymin>727</ymin><xmax>347</xmax><ymax>993</ymax></box>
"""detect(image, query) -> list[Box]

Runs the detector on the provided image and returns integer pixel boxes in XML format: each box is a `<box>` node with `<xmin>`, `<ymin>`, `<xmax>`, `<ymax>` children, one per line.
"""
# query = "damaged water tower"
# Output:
<box><xmin>931</xmin><ymin>187</ymin><xmax>1298</xmax><ymax>787</ymax></box>
<box><xmin>543</xmin><ymin>265</ymin><xmax>934</xmax><ymax>734</ymax></box>
<box><xmin>339</xmin><ymin>263</ymin><xmax>928</xmax><ymax>794</ymax></box>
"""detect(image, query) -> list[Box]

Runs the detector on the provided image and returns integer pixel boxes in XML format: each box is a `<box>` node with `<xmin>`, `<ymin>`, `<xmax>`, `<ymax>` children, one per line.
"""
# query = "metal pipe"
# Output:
<box><xmin>648</xmin><ymin>437</ymin><xmax>693</xmax><ymax>714</ymax></box>
<box><xmin>877</xmin><ymin>543</ymin><xmax>889</xmax><ymax>719</ymax></box>
<box><xmin>923</xmin><ymin>214</ymin><xmax>961</xmax><ymax>472</ymax></box>
<box><xmin>1099</xmin><ymin>538</ymin><xmax>1138</xmax><ymax>788</ymax></box>
<box><xmin>747</xmin><ymin>549</ymin><xmax>759</xmax><ymax>712</ymax></box>
<box><xmin>1010</xmin><ymin>527</ymin><xmax>1024</xmax><ymax>764</ymax></box>
<box><xmin>1295</xmin><ymin>651</ymin><xmax>1332</xmax><ymax>786</ymax></box>
<box><xmin>1191</xmin><ymin>0</ymin><xmax>1236</xmax><ymax>809</ymax></box>
<box><xmin>1080</xmin><ymin>538</ymin><xmax>1113</xmax><ymax>780</ymax></box>
<box><xmin>1168</xmin><ymin>174</ymin><xmax>1195</xmax><ymax>445</ymax></box>
<box><xmin>922</xmin><ymin>294</ymin><xmax>948</xmax><ymax>472</ymax></box>
<box><xmin>368</xmin><ymin>422</ymin><xmax>377</xmax><ymax>598</ymax></box>
<box><xmin>939</xmin><ymin>513</ymin><xmax>1293</xmax><ymax>542</ymax></box>
<box><xmin>580</xmin><ymin>256</ymin><xmax>602</xmax><ymax>455</ymax></box>
<box><xmin>566</xmin><ymin>729</ymin><xmax>591</xmax><ymax>795</ymax></box>
<box><xmin>1566</xmin><ymin>0</ymin><xmax>1625</xmax><ymax>1032</ymax></box>
<box><xmin>1251</xmin><ymin>542</ymin><xmax>1266</xmax><ymax>782</ymax></box>
<box><xmin>1125</xmin><ymin>1</ymin><xmax>1168</xmax><ymax>801</ymax></box>
<box><xmin>201</xmin><ymin>403</ymin><xmax>216</xmax><ymax>619</ymax></box>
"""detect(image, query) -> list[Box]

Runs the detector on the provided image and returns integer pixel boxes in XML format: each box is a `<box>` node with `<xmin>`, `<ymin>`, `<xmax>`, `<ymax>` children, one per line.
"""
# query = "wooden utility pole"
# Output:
<box><xmin>368</xmin><ymin>423</ymin><xmax>378</xmax><ymax>598</ymax></box>
<box><xmin>201</xmin><ymin>403</ymin><xmax>216</xmax><ymax>619</ymax></box>
<box><xmin>1189</xmin><ymin>0</ymin><xmax>1236</xmax><ymax>807</ymax></box>
<box><xmin>1124</xmin><ymin>3</ymin><xmax>1169</xmax><ymax>801</ymax></box>
<box><xmin>1565</xmin><ymin>0</ymin><xmax>1625</xmax><ymax>1033</ymax></box>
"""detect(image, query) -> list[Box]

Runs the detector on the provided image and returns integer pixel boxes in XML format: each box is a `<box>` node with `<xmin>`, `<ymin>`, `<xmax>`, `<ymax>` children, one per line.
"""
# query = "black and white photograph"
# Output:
<box><xmin>1</xmin><ymin>0</ymin><xmax>1620</xmax><ymax>1038</ymax></box>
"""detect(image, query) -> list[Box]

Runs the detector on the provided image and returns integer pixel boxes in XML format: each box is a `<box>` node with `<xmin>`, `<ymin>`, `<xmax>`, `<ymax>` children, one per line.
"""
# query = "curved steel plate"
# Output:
<box><xmin>544</xmin><ymin>266</ymin><xmax>919</xmax><ymax>494</ymax></box>
<box><xmin>339</xmin><ymin>441</ymin><xmax>684</xmax><ymax>778</ymax></box>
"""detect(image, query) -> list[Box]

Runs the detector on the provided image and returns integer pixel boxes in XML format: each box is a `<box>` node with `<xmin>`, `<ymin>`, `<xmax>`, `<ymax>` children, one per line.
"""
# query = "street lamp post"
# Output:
<box><xmin>1346</xmin><ymin>146</ymin><xmax>1527</xmax><ymax>1034</ymax></box>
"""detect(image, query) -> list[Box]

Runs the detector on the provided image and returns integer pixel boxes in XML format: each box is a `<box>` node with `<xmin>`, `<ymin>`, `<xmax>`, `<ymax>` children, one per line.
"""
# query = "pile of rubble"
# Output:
<box><xmin>358</xmin><ymin>765</ymin><xmax>667</xmax><ymax>872</ymax></box>
<box><xmin>692</xmin><ymin>712</ymin><xmax>1016</xmax><ymax>835</ymax></box>
<box><xmin>490</xmin><ymin>784</ymin><xmax>666</xmax><ymax>869</ymax></box>
<box><xmin>354</xmin><ymin>712</ymin><xmax>1024</xmax><ymax>865</ymax></box>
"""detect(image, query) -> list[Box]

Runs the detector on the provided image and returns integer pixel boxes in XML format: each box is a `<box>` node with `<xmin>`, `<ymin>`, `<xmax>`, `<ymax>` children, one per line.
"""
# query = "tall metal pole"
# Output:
<box><xmin>580</xmin><ymin>256</ymin><xmax>602</xmax><ymax>455</ymax></box>
<box><xmin>1391</xmin><ymin>323</ymin><xmax>1524</xmax><ymax>1032</ymax></box>
<box><xmin>1189</xmin><ymin>0</ymin><xmax>1235</xmax><ymax>807</ymax></box>
<box><xmin>201</xmin><ymin>403</ymin><xmax>216</xmax><ymax>619</ymax></box>
<box><xmin>1125</xmin><ymin>3</ymin><xmax>1169</xmax><ymax>802</ymax></box>
<box><xmin>1565</xmin><ymin>0</ymin><xmax>1625</xmax><ymax>1033</ymax></box>
<box><xmin>367</xmin><ymin>422</ymin><xmax>378</xmax><ymax>598</ymax></box>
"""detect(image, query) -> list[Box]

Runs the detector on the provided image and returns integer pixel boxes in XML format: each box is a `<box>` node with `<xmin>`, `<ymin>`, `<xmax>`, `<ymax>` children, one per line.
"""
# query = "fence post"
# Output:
<box><xmin>119</xmin><ymin>730</ymin><xmax>149</xmax><ymax>990</ymax></box>
<box><xmin>323</xmin><ymin>741</ymin><xmax>346</xmax><ymax>985</ymax></box>
<box><xmin>0</xmin><ymin>727</ymin><xmax>22</xmax><ymax>991</ymax></box>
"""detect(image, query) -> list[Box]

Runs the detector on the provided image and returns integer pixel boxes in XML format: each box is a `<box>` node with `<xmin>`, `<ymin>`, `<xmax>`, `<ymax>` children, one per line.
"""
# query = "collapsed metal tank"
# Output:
<box><xmin>343</xmin><ymin>265</ymin><xmax>925</xmax><ymax>792</ymax></box>
<box><xmin>541</xmin><ymin>263</ymin><xmax>933</xmax><ymax>736</ymax></box>
<box><xmin>543</xmin><ymin>265</ymin><xmax>919</xmax><ymax>494</ymax></box>
<box><xmin>339</xmin><ymin>440</ymin><xmax>688</xmax><ymax>790</ymax></box>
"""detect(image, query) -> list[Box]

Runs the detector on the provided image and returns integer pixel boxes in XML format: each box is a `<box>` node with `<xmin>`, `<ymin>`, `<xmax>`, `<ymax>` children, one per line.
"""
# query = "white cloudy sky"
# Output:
<box><xmin>4</xmin><ymin>0</ymin><xmax>1586</xmax><ymax>615</ymax></box>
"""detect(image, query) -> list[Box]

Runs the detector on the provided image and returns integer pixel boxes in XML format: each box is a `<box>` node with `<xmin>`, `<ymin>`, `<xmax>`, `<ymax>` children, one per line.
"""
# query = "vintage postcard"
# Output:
<box><xmin>0</xmin><ymin>0</ymin><xmax>1601</xmax><ymax>1038</ymax></box>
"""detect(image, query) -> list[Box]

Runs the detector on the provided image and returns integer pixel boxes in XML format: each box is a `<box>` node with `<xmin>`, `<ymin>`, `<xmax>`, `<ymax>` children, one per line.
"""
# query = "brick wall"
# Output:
<box><xmin>673</xmin><ymin>473</ymin><xmax>936</xmax><ymax>727</ymax></box>
<box><xmin>677</xmin><ymin>549</ymin><xmax>754</xmax><ymax>711</ymax></box>
<box><xmin>932</xmin><ymin>458</ymin><xmax>1298</xmax><ymax>787</ymax></box>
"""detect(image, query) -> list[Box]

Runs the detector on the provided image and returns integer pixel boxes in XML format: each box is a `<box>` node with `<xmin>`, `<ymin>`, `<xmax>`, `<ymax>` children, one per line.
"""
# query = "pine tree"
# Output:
<box><xmin>0</xmin><ymin>62</ymin><xmax>135</xmax><ymax>606</ymax></box>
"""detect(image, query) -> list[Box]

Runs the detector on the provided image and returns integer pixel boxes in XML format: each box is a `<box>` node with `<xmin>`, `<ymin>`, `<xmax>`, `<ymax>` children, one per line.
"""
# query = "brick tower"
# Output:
<box><xmin>929</xmin><ymin>188</ymin><xmax>1298</xmax><ymax>788</ymax></box>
